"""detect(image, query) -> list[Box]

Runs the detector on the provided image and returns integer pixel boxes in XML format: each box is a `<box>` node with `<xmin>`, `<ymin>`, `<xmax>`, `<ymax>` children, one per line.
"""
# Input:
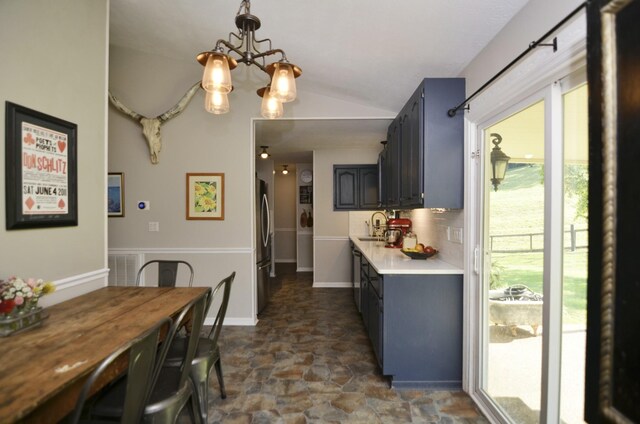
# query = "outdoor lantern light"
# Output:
<box><xmin>197</xmin><ymin>0</ymin><xmax>302</xmax><ymax>116</ymax></box>
<box><xmin>490</xmin><ymin>133</ymin><xmax>510</xmax><ymax>191</ymax></box>
<box><xmin>259</xmin><ymin>146</ymin><xmax>270</xmax><ymax>159</ymax></box>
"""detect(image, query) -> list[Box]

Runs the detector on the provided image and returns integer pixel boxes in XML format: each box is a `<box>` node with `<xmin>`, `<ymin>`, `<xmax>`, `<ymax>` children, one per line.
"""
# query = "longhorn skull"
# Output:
<box><xmin>108</xmin><ymin>81</ymin><xmax>201</xmax><ymax>164</ymax></box>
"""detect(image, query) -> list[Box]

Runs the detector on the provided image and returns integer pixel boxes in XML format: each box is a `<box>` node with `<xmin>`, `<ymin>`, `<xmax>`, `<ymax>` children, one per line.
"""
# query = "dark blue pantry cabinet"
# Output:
<box><xmin>358</xmin><ymin>252</ymin><xmax>463</xmax><ymax>389</ymax></box>
<box><xmin>380</xmin><ymin>78</ymin><xmax>465</xmax><ymax>209</ymax></box>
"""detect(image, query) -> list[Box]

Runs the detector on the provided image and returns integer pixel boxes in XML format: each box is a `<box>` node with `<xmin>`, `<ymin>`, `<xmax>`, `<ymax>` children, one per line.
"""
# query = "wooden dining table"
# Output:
<box><xmin>0</xmin><ymin>286</ymin><xmax>209</xmax><ymax>423</ymax></box>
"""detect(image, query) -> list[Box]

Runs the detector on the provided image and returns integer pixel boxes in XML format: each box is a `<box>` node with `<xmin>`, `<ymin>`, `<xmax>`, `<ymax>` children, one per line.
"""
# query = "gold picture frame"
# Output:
<box><xmin>186</xmin><ymin>173</ymin><xmax>224</xmax><ymax>220</ymax></box>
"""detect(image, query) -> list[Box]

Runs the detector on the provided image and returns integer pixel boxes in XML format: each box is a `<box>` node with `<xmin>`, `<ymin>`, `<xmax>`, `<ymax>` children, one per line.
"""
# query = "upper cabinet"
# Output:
<box><xmin>334</xmin><ymin>165</ymin><xmax>379</xmax><ymax>210</ymax></box>
<box><xmin>380</xmin><ymin>78</ymin><xmax>465</xmax><ymax>209</ymax></box>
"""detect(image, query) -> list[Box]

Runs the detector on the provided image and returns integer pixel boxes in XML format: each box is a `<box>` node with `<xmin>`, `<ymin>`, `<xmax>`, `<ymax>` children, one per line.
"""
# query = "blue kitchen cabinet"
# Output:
<box><xmin>333</xmin><ymin>165</ymin><xmax>379</xmax><ymax>210</ymax></box>
<box><xmin>382</xmin><ymin>273</ymin><xmax>463</xmax><ymax>388</ymax></box>
<box><xmin>382</xmin><ymin>78</ymin><xmax>465</xmax><ymax>209</ymax></box>
<box><xmin>357</xmin><ymin>251</ymin><xmax>463</xmax><ymax>388</ymax></box>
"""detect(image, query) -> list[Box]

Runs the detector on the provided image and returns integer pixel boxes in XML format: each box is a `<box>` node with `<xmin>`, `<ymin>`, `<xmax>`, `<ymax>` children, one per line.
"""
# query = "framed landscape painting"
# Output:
<box><xmin>186</xmin><ymin>173</ymin><xmax>224</xmax><ymax>220</ymax></box>
<box><xmin>108</xmin><ymin>173</ymin><xmax>124</xmax><ymax>217</ymax></box>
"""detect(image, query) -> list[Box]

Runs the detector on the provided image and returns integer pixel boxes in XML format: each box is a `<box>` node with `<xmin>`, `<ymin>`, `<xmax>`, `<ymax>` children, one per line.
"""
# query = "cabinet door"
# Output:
<box><xmin>399</xmin><ymin>106</ymin><xmax>412</xmax><ymax>205</ymax></box>
<box><xmin>387</xmin><ymin>118</ymin><xmax>401</xmax><ymax>208</ymax></box>
<box><xmin>378</xmin><ymin>147</ymin><xmax>387</xmax><ymax>208</ymax></box>
<box><xmin>359</xmin><ymin>165</ymin><xmax>379</xmax><ymax>209</ymax></box>
<box><xmin>368</xmin><ymin>287</ymin><xmax>383</xmax><ymax>368</ymax></box>
<box><xmin>404</xmin><ymin>88</ymin><xmax>423</xmax><ymax>207</ymax></box>
<box><xmin>360</xmin><ymin>262</ymin><xmax>369</xmax><ymax>328</ymax></box>
<box><xmin>334</xmin><ymin>167</ymin><xmax>358</xmax><ymax>210</ymax></box>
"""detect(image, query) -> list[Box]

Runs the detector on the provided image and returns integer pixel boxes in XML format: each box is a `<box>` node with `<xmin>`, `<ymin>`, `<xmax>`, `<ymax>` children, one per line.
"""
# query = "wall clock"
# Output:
<box><xmin>300</xmin><ymin>169</ymin><xmax>313</xmax><ymax>184</ymax></box>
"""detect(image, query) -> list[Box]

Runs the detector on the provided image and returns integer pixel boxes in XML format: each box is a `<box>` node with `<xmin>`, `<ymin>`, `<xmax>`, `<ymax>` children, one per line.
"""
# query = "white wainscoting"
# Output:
<box><xmin>108</xmin><ymin>247</ymin><xmax>257</xmax><ymax>325</ymax></box>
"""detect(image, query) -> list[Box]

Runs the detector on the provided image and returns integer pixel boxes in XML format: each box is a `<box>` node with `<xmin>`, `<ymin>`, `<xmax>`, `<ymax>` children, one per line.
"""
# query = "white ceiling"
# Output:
<box><xmin>110</xmin><ymin>0</ymin><xmax>530</xmax><ymax>164</ymax></box>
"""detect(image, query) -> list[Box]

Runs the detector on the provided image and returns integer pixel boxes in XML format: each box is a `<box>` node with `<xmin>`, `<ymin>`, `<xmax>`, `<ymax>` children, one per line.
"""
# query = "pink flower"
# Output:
<box><xmin>26</xmin><ymin>278</ymin><xmax>36</xmax><ymax>288</ymax></box>
<box><xmin>14</xmin><ymin>296</ymin><xmax>24</xmax><ymax>306</ymax></box>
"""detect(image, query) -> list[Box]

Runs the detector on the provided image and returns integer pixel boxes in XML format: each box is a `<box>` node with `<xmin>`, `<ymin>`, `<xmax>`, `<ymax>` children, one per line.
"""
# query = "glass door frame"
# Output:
<box><xmin>467</xmin><ymin>71</ymin><xmax>586</xmax><ymax>423</ymax></box>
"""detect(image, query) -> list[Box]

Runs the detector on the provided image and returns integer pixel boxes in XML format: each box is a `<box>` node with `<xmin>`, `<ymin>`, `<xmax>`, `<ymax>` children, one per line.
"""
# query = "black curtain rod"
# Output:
<box><xmin>447</xmin><ymin>1</ymin><xmax>588</xmax><ymax>117</ymax></box>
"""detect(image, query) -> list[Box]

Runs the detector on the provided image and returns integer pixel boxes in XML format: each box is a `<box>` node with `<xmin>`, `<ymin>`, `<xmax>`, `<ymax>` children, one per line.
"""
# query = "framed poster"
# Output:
<box><xmin>5</xmin><ymin>102</ymin><xmax>78</xmax><ymax>229</ymax></box>
<box><xmin>108</xmin><ymin>173</ymin><xmax>124</xmax><ymax>217</ymax></box>
<box><xmin>186</xmin><ymin>173</ymin><xmax>224</xmax><ymax>220</ymax></box>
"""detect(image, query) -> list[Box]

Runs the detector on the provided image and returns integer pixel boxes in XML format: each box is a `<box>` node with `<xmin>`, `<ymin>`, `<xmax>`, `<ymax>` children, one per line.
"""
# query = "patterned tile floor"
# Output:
<box><xmin>206</xmin><ymin>264</ymin><xmax>488</xmax><ymax>423</ymax></box>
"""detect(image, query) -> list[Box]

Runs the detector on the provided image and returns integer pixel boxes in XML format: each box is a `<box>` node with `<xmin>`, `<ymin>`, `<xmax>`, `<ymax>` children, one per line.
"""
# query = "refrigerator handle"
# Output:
<box><xmin>262</xmin><ymin>193</ymin><xmax>270</xmax><ymax>247</ymax></box>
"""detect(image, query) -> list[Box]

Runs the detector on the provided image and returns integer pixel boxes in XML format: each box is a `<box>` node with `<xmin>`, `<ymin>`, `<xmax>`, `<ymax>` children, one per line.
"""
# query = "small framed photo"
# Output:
<box><xmin>108</xmin><ymin>173</ymin><xmax>124</xmax><ymax>217</ymax></box>
<box><xmin>186</xmin><ymin>173</ymin><xmax>224</xmax><ymax>220</ymax></box>
<box><xmin>5</xmin><ymin>102</ymin><xmax>78</xmax><ymax>229</ymax></box>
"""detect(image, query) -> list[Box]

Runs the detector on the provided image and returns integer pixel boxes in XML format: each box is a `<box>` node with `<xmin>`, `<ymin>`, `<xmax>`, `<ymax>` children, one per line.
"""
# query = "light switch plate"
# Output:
<box><xmin>451</xmin><ymin>227</ymin><xmax>463</xmax><ymax>244</ymax></box>
<box><xmin>148</xmin><ymin>222</ymin><xmax>159</xmax><ymax>232</ymax></box>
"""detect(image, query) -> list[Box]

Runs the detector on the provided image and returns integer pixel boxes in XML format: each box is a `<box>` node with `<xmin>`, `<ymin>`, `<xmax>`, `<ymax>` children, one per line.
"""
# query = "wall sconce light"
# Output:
<box><xmin>259</xmin><ymin>146</ymin><xmax>270</xmax><ymax>159</ymax></box>
<box><xmin>281</xmin><ymin>165</ymin><xmax>289</xmax><ymax>175</ymax></box>
<box><xmin>490</xmin><ymin>133</ymin><xmax>510</xmax><ymax>191</ymax></box>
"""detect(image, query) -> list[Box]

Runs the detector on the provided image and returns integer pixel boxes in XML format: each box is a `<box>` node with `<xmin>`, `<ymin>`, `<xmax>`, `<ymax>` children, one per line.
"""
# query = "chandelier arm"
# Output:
<box><xmin>217</xmin><ymin>39</ymin><xmax>245</xmax><ymax>58</ymax></box>
<box><xmin>252</xmin><ymin>48</ymin><xmax>286</xmax><ymax>61</ymax></box>
<box><xmin>252</xmin><ymin>36</ymin><xmax>273</xmax><ymax>53</ymax></box>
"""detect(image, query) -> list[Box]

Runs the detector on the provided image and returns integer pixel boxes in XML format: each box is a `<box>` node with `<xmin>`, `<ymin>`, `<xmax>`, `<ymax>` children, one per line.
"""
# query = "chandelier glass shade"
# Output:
<box><xmin>258</xmin><ymin>86</ymin><xmax>283</xmax><ymax>119</ymax></box>
<box><xmin>204</xmin><ymin>89</ymin><xmax>230</xmax><ymax>115</ymax></box>
<box><xmin>197</xmin><ymin>0</ymin><xmax>301</xmax><ymax>119</ymax></box>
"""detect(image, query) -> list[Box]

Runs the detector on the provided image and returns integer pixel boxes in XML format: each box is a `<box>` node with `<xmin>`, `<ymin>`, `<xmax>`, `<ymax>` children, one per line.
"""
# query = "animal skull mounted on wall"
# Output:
<box><xmin>108</xmin><ymin>81</ymin><xmax>201</xmax><ymax>164</ymax></box>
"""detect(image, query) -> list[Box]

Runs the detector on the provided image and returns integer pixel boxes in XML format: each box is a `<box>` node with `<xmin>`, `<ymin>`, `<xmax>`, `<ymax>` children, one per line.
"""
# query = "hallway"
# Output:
<box><xmin>208</xmin><ymin>264</ymin><xmax>487</xmax><ymax>423</ymax></box>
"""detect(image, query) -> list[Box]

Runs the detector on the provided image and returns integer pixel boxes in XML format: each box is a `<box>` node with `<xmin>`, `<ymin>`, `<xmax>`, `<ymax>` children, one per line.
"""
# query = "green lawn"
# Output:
<box><xmin>488</xmin><ymin>164</ymin><xmax>588</xmax><ymax>324</ymax></box>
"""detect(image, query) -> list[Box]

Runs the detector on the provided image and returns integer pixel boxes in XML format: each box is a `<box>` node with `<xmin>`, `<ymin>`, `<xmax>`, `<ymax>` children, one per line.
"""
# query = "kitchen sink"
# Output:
<box><xmin>358</xmin><ymin>236</ymin><xmax>383</xmax><ymax>241</ymax></box>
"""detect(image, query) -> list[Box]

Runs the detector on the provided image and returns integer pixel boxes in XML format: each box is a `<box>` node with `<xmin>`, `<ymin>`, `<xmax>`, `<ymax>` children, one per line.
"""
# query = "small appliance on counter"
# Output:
<box><xmin>384</xmin><ymin>218</ymin><xmax>412</xmax><ymax>248</ymax></box>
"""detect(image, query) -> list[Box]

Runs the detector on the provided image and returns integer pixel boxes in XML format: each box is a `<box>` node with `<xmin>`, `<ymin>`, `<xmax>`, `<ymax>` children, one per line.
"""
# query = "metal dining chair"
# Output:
<box><xmin>68</xmin><ymin>317</ymin><xmax>171</xmax><ymax>424</ymax></box>
<box><xmin>89</xmin><ymin>289</ymin><xmax>210</xmax><ymax>423</ymax></box>
<box><xmin>135</xmin><ymin>260</ymin><xmax>194</xmax><ymax>287</ymax></box>
<box><xmin>165</xmin><ymin>272</ymin><xmax>235</xmax><ymax>423</ymax></box>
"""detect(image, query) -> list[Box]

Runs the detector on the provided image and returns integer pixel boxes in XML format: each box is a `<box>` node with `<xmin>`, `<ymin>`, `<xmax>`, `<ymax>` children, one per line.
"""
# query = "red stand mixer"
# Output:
<box><xmin>384</xmin><ymin>218</ymin><xmax>412</xmax><ymax>248</ymax></box>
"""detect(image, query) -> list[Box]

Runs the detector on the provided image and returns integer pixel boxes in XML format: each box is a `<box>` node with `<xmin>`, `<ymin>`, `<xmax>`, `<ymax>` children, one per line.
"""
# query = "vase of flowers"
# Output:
<box><xmin>0</xmin><ymin>277</ymin><xmax>55</xmax><ymax>337</ymax></box>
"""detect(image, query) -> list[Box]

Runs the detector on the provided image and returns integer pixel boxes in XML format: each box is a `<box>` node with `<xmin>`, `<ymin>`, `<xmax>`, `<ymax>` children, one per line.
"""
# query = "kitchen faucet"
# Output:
<box><xmin>370</xmin><ymin>211</ymin><xmax>388</xmax><ymax>239</ymax></box>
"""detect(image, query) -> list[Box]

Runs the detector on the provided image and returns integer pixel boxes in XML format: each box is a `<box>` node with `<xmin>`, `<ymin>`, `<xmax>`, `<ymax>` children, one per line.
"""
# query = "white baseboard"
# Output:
<box><xmin>312</xmin><ymin>282</ymin><xmax>352</xmax><ymax>288</ymax></box>
<box><xmin>297</xmin><ymin>267</ymin><xmax>313</xmax><ymax>272</ymax></box>
<box><xmin>205</xmin><ymin>317</ymin><xmax>257</xmax><ymax>326</ymax></box>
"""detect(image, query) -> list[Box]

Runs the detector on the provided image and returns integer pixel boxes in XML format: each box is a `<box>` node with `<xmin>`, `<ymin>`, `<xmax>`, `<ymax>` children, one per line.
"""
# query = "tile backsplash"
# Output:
<box><xmin>408</xmin><ymin>209</ymin><xmax>464</xmax><ymax>268</ymax></box>
<box><xmin>348</xmin><ymin>208</ymin><xmax>464</xmax><ymax>269</ymax></box>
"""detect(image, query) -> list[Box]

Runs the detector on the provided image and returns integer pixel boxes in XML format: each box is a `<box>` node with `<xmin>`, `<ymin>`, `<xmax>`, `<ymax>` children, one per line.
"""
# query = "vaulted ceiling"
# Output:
<box><xmin>110</xmin><ymin>0</ymin><xmax>530</xmax><ymax>163</ymax></box>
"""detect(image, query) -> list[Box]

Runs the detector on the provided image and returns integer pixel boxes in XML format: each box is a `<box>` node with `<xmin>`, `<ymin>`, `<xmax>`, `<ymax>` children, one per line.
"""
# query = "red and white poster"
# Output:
<box><xmin>21</xmin><ymin>122</ymin><xmax>69</xmax><ymax>215</ymax></box>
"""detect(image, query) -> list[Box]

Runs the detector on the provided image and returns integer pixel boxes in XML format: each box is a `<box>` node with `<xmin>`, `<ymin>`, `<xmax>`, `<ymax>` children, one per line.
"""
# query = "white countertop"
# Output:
<box><xmin>350</xmin><ymin>236</ymin><xmax>464</xmax><ymax>275</ymax></box>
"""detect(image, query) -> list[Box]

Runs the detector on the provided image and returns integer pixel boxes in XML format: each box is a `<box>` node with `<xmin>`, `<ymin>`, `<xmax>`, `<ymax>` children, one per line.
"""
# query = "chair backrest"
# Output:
<box><xmin>207</xmin><ymin>272</ymin><xmax>235</xmax><ymax>344</ymax></box>
<box><xmin>151</xmin><ymin>288</ymin><xmax>209</xmax><ymax>392</ymax></box>
<box><xmin>69</xmin><ymin>317</ymin><xmax>171</xmax><ymax>424</ymax></box>
<box><xmin>135</xmin><ymin>260</ymin><xmax>194</xmax><ymax>287</ymax></box>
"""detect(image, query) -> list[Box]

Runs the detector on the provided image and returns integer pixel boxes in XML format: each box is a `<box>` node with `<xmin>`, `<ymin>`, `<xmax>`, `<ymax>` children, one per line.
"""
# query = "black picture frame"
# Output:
<box><xmin>5</xmin><ymin>102</ymin><xmax>78</xmax><ymax>229</ymax></box>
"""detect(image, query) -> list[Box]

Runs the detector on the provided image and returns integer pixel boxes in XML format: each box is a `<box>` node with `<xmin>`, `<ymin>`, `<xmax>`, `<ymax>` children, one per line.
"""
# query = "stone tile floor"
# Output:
<box><xmin>205</xmin><ymin>264</ymin><xmax>488</xmax><ymax>423</ymax></box>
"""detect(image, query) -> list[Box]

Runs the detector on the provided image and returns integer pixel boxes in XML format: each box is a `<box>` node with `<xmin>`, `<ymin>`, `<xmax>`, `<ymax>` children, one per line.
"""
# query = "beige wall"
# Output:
<box><xmin>108</xmin><ymin>45</ymin><xmax>394</xmax><ymax>322</ymax></box>
<box><xmin>460</xmin><ymin>0</ymin><xmax>585</xmax><ymax>93</ymax></box>
<box><xmin>313</xmin><ymin>148</ymin><xmax>382</xmax><ymax>286</ymax></box>
<box><xmin>274</xmin><ymin>172</ymin><xmax>296</xmax><ymax>262</ymax></box>
<box><xmin>0</xmin><ymin>0</ymin><xmax>109</xmax><ymax>304</ymax></box>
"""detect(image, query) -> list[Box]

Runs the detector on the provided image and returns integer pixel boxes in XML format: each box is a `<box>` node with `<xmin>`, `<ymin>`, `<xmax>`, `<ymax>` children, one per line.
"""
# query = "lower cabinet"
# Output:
<box><xmin>358</xmin><ymin>254</ymin><xmax>462</xmax><ymax>388</ymax></box>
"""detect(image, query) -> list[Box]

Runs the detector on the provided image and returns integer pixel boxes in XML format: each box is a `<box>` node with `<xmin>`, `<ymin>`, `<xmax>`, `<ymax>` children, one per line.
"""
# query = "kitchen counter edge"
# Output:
<box><xmin>351</xmin><ymin>236</ymin><xmax>464</xmax><ymax>275</ymax></box>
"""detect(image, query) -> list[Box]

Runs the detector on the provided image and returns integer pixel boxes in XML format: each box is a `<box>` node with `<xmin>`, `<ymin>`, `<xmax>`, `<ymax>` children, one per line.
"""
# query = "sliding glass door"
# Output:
<box><xmin>477</xmin><ymin>76</ymin><xmax>588</xmax><ymax>423</ymax></box>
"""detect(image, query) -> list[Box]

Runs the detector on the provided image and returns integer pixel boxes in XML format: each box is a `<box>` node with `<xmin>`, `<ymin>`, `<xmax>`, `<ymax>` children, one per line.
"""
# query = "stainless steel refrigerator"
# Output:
<box><xmin>256</xmin><ymin>178</ymin><xmax>271</xmax><ymax>314</ymax></box>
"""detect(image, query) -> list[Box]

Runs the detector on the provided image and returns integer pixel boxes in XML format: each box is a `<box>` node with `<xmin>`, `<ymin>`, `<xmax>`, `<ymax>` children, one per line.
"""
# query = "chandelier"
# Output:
<box><xmin>197</xmin><ymin>0</ymin><xmax>302</xmax><ymax>119</ymax></box>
